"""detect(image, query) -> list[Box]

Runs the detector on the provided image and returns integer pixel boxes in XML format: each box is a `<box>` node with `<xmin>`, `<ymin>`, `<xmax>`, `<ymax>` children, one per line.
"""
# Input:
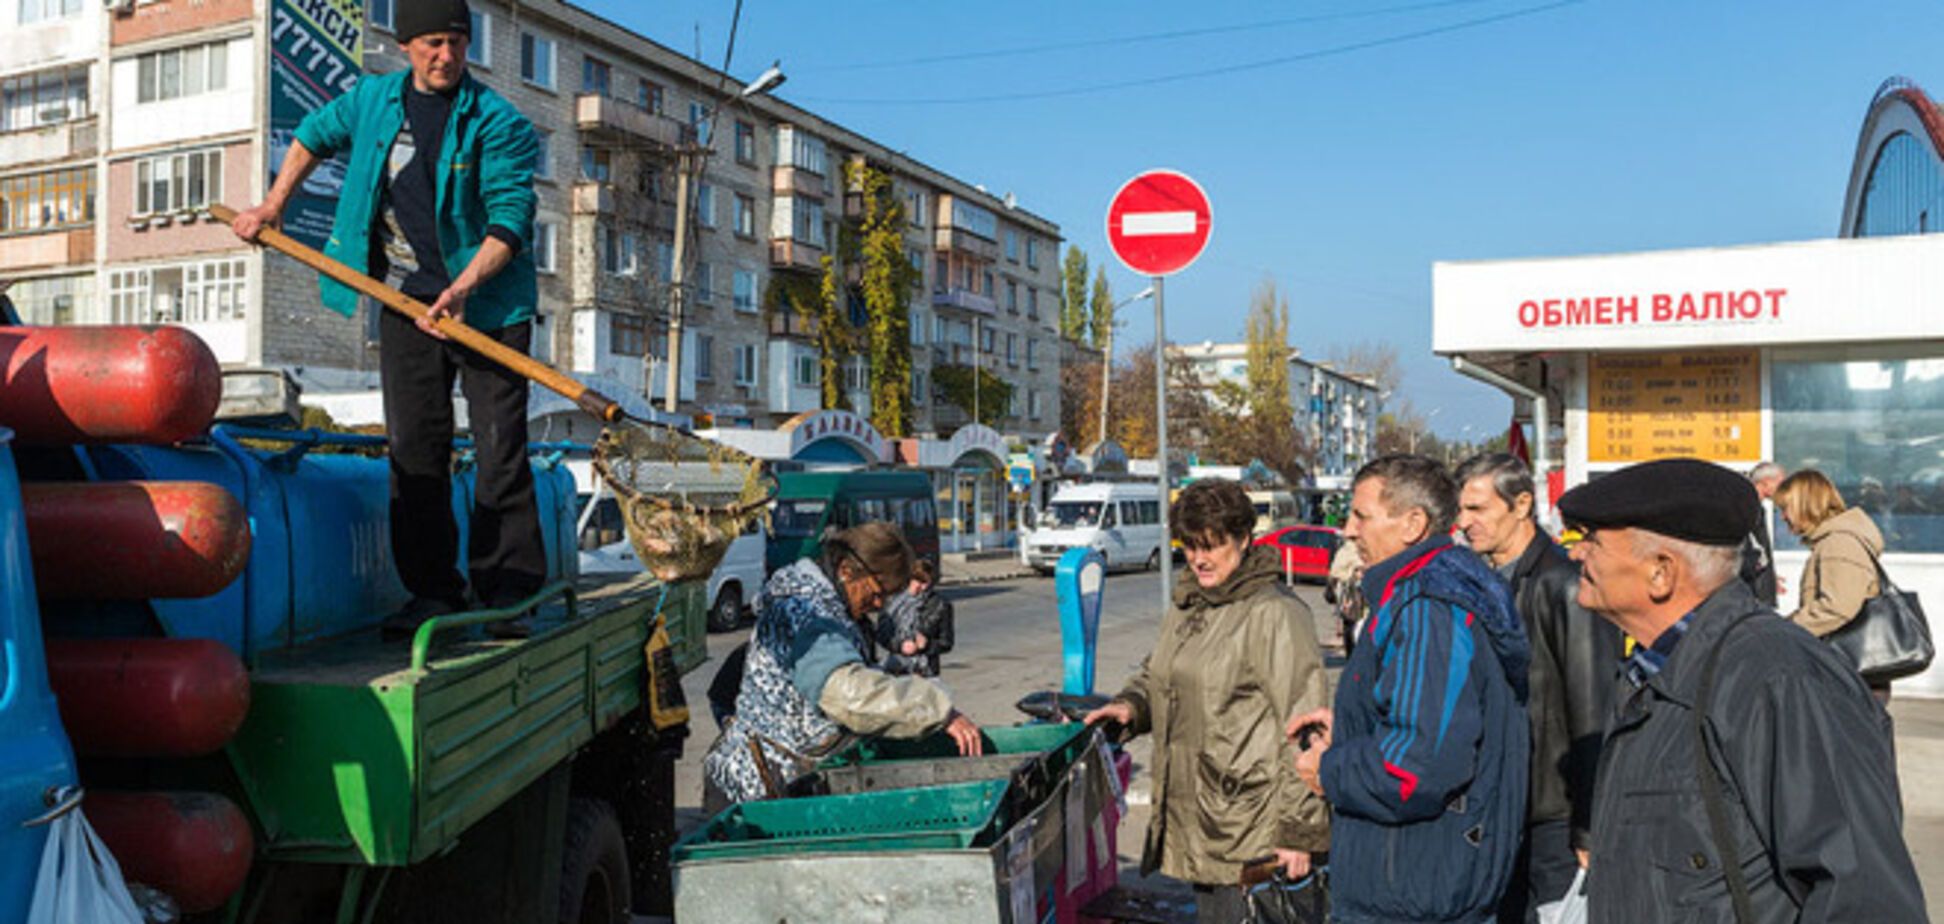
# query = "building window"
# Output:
<box><xmin>136</xmin><ymin>40</ymin><xmax>229</xmax><ymax>104</ymax></box>
<box><xmin>793</xmin><ymin>197</ymin><xmax>826</xmax><ymax>248</ymax></box>
<box><xmin>910</xmin><ymin>310</ymin><xmax>926</xmax><ymax>345</ymax></box>
<box><xmin>610</xmin><ymin>313</ymin><xmax>645</xmax><ymax>357</ymax></box>
<box><xmin>581</xmin><ymin>56</ymin><xmax>611</xmax><ymax>97</ymax></box>
<box><xmin>1</xmin><ymin>66</ymin><xmax>89</xmax><ymax>132</ymax></box>
<box><xmin>734</xmin><ymin>121</ymin><xmax>756</xmax><ymax>164</ymax></box>
<box><xmin>912</xmin><ymin>369</ymin><xmax>927</xmax><ymax>405</ymax></box>
<box><xmin>982</xmin><ymin>270</ymin><xmax>995</xmax><ymax>297</ymax></box>
<box><xmin>907</xmin><ymin>247</ymin><xmax>923</xmax><ymax>279</ymax></box>
<box><xmin>0</xmin><ymin>165</ymin><xmax>93</xmax><ymax>233</ymax></box>
<box><xmin>694</xmin><ymin>261</ymin><xmax>714</xmax><ymax>303</ymax></box>
<box><xmin>534</xmin><ymin>221</ymin><xmax>557</xmax><ymax>273</ymax></box>
<box><xmin>134</xmin><ymin>149</ymin><xmax>222</xmax><ymax>217</ymax></box>
<box><xmin>732</xmin><ymin>269</ymin><xmax>756</xmax><ymax>313</ymax></box>
<box><xmin>1006</xmin><ymin>281</ymin><xmax>1017</xmax><ymax>314</ymax></box>
<box><xmin>949</xmin><ymin>199</ymin><xmax>997</xmax><ymax>240</ymax></box>
<box><xmin>734</xmin><ymin>194</ymin><xmax>756</xmax><ymax>237</ymax></box>
<box><xmin>532</xmin><ymin>129</ymin><xmax>553</xmax><ymax>181</ymax></box>
<box><xmin>695</xmin><ymin>334</ymin><xmax>714</xmax><ymax>381</ymax></box>
<box><xmin>657</xmin><ymin>242</ymin><xmax>673</xmax><ymax>280</ymax></box>
<box><xmin>597</xmin><ymin>226</ymin><xmax>635</xmax><ymax>276</ymax></box>
<box><xmin>1005</xmin><ymin>230</ymin><xmax>1019</xmax><ymax>262</ymax></box>
<box><xmin>696</xmin><ymin>183</ymin><xmax>716</xmax><ymax>228</ymax></box>
<box><xmin>20</xmin><ymin>0</ymin><xmax>80</xmax><ymax>22</ymax></box>
<box><xmin>107</xmin><ymin>268</ymin><xmax>152</xmax><ymax>324</ymax></box>
<box><xmin>1026</xmin><ymin>288</ymin><xmax>1038</xmax><ymax>319</ymax></box>
<box><xmin>1027</xmin><ymin>337</ymin><xmax>1039</xmax><ymax>369</ymax></box>
<box><xmin>794</xmin><ymin>353</ymin><xmax>819</xmax><ymax>387</ymax></box>
<box><xmin>980</xmin><ymin>325</ymin><xmax>996</xmax><ymax>354</ymax></box>
<box><xmin>367</xmin><ymin>0</ymin><xmax>393</xmax><ymax>31</ymax></box>
<box><xmin>1029</xmin><ymin>389</ymin><xmax>1043</xmax><ymax>419</ymax></box>
<box><xmin>688</xmin><ymin>101</ymin><xmax>711</xmax><ymax>146</ymax></box>
<box><xmin>777</xmin><ymin>129</ymin><xmax>827</xmax><ymax>176</ymax></box>
<box><xmin>8</xmin><ymin>274</ymin><xmax>91</xmax><ymax>325</ymax></box>
<box><xmin>520</xmin><ymin>32</ymin><xmax>556</xmax><ymax>90</ymax></box>
<box><xmin>638</xmin><ymin>79</ymin><xmax>662</xmax><ymax>114</ymax></box>
<box><xmin>466</xmin><ymin>11</ymin><xmax>492</xmax><ymax>67</ymax></box>
<box><xmin>105</xmin><ymin>258</ymin><xmax>245</xmax><ymax>324</ymax></box>
<box><xmin>934</xmin><ymin>257</ymin><xmax>948</xmax><ymax>294</ymax></box>
<box><xmin>1026</xmin><ymin>237</ymin><xmax>1040</xmax><ymax>269</ymax></box>
<box><xmin>579</xmin><ymin>146</ymin><xmax>610</xmax><ymax>183</ymax></box>
<box><xmin>906</xmin><ymin>191</ymin><xmax>926</xmax><ymax>229</ymax></box>
<box><xmin>735</xmin><ymin>345</ymin><xmax>758</xmax><ymax>385</ymax></box>
<box><xmin>1005</xmin><ymin>332</ymin><xmax>1017</xmax><ymax>364</ymax></box>
<box><xmin>179</xmin><ymin>258</ymin><xmax>247</xmax><ymax>323</ymax></box>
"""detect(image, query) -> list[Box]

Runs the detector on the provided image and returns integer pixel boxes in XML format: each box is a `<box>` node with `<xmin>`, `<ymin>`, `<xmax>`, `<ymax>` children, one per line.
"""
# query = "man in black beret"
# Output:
<box><xmin>233</xmin><ymin>0</ymin><xmax>548</xmax><ymax>637</ymax></box>
<box><xmin>1562</xmin><ymin>459</ymin><xmax>1922</xmax><ymax>922</ymax></box>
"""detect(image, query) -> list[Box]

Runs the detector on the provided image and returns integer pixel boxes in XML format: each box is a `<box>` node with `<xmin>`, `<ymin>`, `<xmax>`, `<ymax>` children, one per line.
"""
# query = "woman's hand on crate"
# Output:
<box><xmin>945</xmin><ymin>710</ymin><xmax>985</xmax><ymax>756</ymax></box>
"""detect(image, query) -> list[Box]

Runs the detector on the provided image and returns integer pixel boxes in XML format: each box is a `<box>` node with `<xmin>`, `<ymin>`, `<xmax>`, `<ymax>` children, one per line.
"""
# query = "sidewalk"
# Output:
<box><xmin>1889</xmin><ymin>697</ymin><xmax>1944</xmax><ymax>918</ymax></box>
<box><xmin>938</xmin><ymin>549</ymin><xmax>1034</xmax><ymax>585</ymax></box>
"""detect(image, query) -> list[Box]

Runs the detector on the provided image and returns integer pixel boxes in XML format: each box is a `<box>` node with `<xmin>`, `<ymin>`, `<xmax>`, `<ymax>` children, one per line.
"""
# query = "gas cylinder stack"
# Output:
<box><xmin>0</xmin><ymin>325</ymin><xmax>257</xmax><ymax>914</ymax></box>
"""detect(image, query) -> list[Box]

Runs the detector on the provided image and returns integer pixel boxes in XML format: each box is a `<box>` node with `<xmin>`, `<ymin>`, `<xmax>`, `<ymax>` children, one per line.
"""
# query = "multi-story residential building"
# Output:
<box><xmin>1170</xmin><ymin>340</ymin><xmax>1383</xmax><ymax>485</ymax></box>
<box><xmin>2</xmin><ymin>0</ymin><xmax>1063</xmax><ymax>445</ymax></box>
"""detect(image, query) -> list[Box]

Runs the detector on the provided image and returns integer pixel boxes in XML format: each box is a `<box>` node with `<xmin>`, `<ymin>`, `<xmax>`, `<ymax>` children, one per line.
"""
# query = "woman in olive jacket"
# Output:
<box><xmin>1086</xmin><ymin>480</ymin><xmax>1330</xmax><ymax>922</ymax></box>
<box><xmin>1775</xmin><ymin>469</ymin><xmax>1891</xmax><ymax>697</ymax></box>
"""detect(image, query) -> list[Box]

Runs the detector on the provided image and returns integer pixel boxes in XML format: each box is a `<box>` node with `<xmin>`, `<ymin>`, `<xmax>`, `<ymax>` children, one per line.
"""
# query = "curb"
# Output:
<box><xmin>939</xmin><ymin>567</ymin><xmax>1036</xmax><ymax>587</ymax></box>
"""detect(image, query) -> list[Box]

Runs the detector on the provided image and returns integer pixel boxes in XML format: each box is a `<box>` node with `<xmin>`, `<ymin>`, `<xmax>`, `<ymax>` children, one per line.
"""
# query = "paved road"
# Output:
<box><xmin>668</xmin><ymin>571</ymin><xmax>1944</xmax><ymax>920</ymax></box>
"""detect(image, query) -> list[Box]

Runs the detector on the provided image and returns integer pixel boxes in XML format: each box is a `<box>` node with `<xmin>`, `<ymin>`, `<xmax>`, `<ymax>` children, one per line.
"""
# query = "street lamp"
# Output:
<box><xmin>1097</xmin><ymin>285</ymin><xmax>1155</xmax><ymax>447</ymax></box>
<box><xmin>661</xmin><ymin>61</ymin><xmax>787</xmax><ymax>413</ymax></box>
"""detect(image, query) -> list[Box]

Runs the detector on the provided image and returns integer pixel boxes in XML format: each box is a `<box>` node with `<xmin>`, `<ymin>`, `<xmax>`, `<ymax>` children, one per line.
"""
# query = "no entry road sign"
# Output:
<box><xmin>1105</xmin><ymin>170</ymin><xmax>1212</xmax><ymax>277</ymax></box>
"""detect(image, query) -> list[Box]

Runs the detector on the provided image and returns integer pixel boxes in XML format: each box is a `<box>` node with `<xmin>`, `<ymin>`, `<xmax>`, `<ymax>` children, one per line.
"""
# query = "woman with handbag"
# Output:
<box><xmin>1774</xmin><ymin>470</ymin><xmax>1891</xmax><ymax>699</ymax></box>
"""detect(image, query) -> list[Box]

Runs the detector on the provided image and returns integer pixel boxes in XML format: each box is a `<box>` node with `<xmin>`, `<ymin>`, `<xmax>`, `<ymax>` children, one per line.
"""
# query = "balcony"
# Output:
<box><xmin>931</xmin><ymin>287</ymin><xmax>996</xmax><ymax>316</ymax></box>
<box><xmin>933</xmin><ymin>226</ymin><xmax>998</xmax><ymax>261</ymax></box>
<box><xmin>570</xmin><ymin>182</ymin><xmax>670</xmax><ymax>229</ymax></box>
<box><xmin>770</xmin><ymin>239</ymin><xmax>824</xmax><ymax>272</ymax></box>
<box><xmin>0</xmin><ymin>226</ymin><xmax>91</xmax><ymax>273</ymax></box>
<box><xmin>768</xmin><ymin>308</ymin><xmax>821</xmax><ymax>341</ymax></box>
<box><xmin>575</xmin><ymin>94</ymin><xmax>685</xmax><ymax>149</ymax></box>
<box><xmin>0</xmin><ymin>117</ymin><xmax>97</xmax><ymax>168</ymax></box>
<box><xmin>772</xmin><ymin>165</ymin><xmax>826</xmax><ymax>199</ymax></box>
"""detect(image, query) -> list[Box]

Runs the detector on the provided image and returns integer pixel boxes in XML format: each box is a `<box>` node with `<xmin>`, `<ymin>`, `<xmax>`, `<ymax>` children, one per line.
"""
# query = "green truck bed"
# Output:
<box><xmin>227</xmin><ymin>573</ymin><xmax>704</xmax><ymax>866</ymax></box>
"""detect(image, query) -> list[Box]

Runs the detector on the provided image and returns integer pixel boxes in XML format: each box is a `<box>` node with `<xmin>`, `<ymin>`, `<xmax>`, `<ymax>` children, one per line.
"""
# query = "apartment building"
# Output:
<box><xmin>1171</xmin><ymin>340</ymin><xmax>1384</xmax><ymax>484</ymax></box>
<box><xmin>0</xmin><ymin>0</ymin><xmax>1064</xmax><ymax>444</ymax></box>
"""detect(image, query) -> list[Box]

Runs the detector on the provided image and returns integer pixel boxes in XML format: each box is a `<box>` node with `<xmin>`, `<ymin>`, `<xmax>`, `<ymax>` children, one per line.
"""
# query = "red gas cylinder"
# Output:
<box><xmin>0</xmin><ymin>325</ymin><xmax>220</xmax><ymax>445</ymax></box>
<box><xmin>45</xmin><ymin>638</ymin><xmax>250</xmax><ymax>758</ymax></box>
<box><xmin>23</xmin><ymin>481</ymin><xmax>250</xmax><ymax>599</ymax></box>
<box><xmin>85</xmin><ymin>790</ymin><xmax>254</xmax><ymax>914</ymax></box>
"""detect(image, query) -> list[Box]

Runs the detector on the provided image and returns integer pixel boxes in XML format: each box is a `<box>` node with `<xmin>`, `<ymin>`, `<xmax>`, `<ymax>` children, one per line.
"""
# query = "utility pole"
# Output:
<box><xmin>1097</xmin><ymin>319</ymin><xmax>1111</xmax><ymax>447</ymax></box>
<box><xmin>662</xmin><ymin>148</ymin><xmax>699</xmax><ymax>413</ymax></box>
<box><xmin>972</xmin><ymin>315</ymin><xmax>981</xmax><ymax>425</ymax></box>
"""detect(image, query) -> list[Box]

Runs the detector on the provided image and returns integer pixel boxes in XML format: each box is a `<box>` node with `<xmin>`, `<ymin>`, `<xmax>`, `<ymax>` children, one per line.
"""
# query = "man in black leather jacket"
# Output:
<box><xmin>1456</xmin><ymin>454</ymin><xmax>1622</xmax><ymax>923</ymax></box>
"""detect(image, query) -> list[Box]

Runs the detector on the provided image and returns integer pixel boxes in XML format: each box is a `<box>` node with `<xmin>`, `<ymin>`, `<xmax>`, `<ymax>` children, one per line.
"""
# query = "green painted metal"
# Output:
<box><xmin>227</xmin><ymin>574</ymin><xmax>705</xmax><ymax>868</ymax></box>
<box><xmin>410</xmin><ymin>584</ymin><xmax>577</xmax><ymax>672</ymax></box>
<box><xmin>671</xmin><ymin>779</ymin><xmax>1012</xmax><ymax>863</ymax></box>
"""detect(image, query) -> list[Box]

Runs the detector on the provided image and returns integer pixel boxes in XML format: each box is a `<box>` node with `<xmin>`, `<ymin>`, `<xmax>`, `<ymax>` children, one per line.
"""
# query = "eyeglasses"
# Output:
<box><xmin>846</xmin><ymin>552</ymin><xmax>890</xmax><ymax>606</ymax></box>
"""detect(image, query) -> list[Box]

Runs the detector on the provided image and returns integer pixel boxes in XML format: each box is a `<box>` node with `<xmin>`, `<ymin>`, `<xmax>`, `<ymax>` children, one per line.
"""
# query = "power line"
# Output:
<box><xmin>800</xmin><ymin>0</ymin><xmax>1509</xmax><ymax>74</ymax></box>
<box><xmin>797</xmin><ymin>0</ymin><xmax>1586</xmax><ymax>106</ymax></box>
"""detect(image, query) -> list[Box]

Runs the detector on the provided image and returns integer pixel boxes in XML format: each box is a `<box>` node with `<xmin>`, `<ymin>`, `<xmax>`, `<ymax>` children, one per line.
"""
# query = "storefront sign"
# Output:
<box><xmin>783</xmin><ymin>409</ymin><xmax>890</xmax><ymax>462</ymax></box>
<box><xmin>1434</xmin><ymin>234</ymin><xmax>1944</xmax><ymax>353</ymax></box>
<box><xmin>268</xmin><ymin>0</ymin><xmax>363</xmax><ymax>250</ymax></box>
<box><xmin>945</xmin><ymin>424</ymin><xmax>1007</xmax><ymax>466</ymax></box>
<box><xmin>1587</xmin><ymin>349</ymin><xmax>1761</xmax><ymax>463</ymax></box>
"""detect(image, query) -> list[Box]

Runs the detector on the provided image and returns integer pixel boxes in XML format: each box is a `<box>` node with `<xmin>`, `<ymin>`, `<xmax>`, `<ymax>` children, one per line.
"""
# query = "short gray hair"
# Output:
<box><xmin>1748</xmin><ymin>461</ymin><xmax>1785</xmax><ymax>484</ymax></box>
<box><xmin>1453</xmin><ymin>453</ymin><xmax>1537</xmax><ymax>519</ymax></box>
<box><xmin>1632</xmin><ymin>529</ymin><xmax>1740</xmax><ymax>594</ymax></box>
<box><xmin>1354</xmin><ymin>454</ymin><xmax>1458</xmax><ymax>535</ymax></box>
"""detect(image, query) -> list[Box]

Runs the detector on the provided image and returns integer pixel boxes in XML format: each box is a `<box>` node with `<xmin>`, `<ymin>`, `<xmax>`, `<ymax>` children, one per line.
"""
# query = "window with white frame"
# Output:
<box><xmin>534</xmin><ymin>221</ymin><xmax>557</xmax><ymax>273</ymax></box>
<box><xmin>733</xmin><ymin>194</ymin><xmax>756</xmax><ymax>237</ymax></box>
<box><xmin>794</xmin><ymin>352</ymin><xmax>817</xmax><ymax>388</ymax></box>
<box><xmin>108</xmin><ymin>268</ymin><xmax>151</xmax><ymax>324</ymax></box>
<box><xmin>906</xmin><ymin>190</ymin><xmax>925</xmax><ymax>228</ymax></box>
<box><xmin>8</xmin><ymin>273</ymin><xmax>92</xmax><ymax>325</ymax></box>
<box><xmin>695</xmin><ymin>334</ymin><xmax>714</xmax><ymax>381</ymax></box>
<box><xmin>1</xmin><ymin>66</ymin><xmax>89</xmax><ymax>132</ymax></box>
<box><xmin>735</xmin><ymin>344</ymin><xmax>757</xmax><ymax>385</ymax></box>
<box><xmin>134</xmin><ymin>149</ymin><xmax>222</xmax><ymax>217</ymax></box>
<box><xmin>466</xmin><ymin>11</ymin><xmax>492</xmax><ymax>66</ymax></box>
<box><xmin>609</xmin><ymin>313</ymin><xmax>645</xmax><ymax>357</ymax></box>
<box><xmin>620</xmin><ymin>232</ymin><xmax>639</xmax><ymax>276</ymax></box>
<box><xmin>532</xmin><ymin>129</ymin><xmax>553</xmax><ymax>180</ymax></box>
<box><xmin>20</xmin><ymin>0</ymin><xmax>81</xmax><ymax>24</ymax></box>
<box><xmin>136</xmin><ymin>40</ymin><xmax>229</xmax><ymax>104</ymax></box>
<box><xmin>693</xmin><ymin>261</ymin><xmax>713</xmax><ymax>303</ymax></box>
<box><xmin>777</xmin><ymin>128</ymin><xmax>827</xmax><ymax>176</ymax></box>
<box><xmin>696</xmin><ymin>183</ymin><xmax>715</xmax><ymax>228</ymax></box>
<box><xmin>793</xmin><ymin>197</ymin><xmax>825</xmax><ymax>248</ymax></box>
<box><xmin>520</xmin><ymin>32</ymin><xmax>556</xmax><ymax>90</ymax></box>
<box><xmin>732</xmin><ymin>269</ymin><xmax>756</xmax><ymax>313</ymax></box>
<box><xmin>367</xmin><ymin>0</ymin><xmax>393</xmax><ymax>30</ymax></box>
<box><xmin>843</xmin><ymin>357</ymin><xmax>867</xmax><ymax>392</ymax></box>
<box><xmin>179</xmin><ymin>258</ymin><xmax>247</xmax><ymax>323</ymax></box>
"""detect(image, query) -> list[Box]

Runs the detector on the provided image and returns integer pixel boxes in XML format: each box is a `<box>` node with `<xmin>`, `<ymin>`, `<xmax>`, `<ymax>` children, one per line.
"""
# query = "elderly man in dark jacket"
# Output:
<box><xmin>1456</xmin><ymin>453</ymin><xmax>1622</xmax><ymax>923</ymax></box>
<box><xmin>1562</xmin><ymin>458</ymin><xmax>1923</xmax><ymax>923</ymax></box>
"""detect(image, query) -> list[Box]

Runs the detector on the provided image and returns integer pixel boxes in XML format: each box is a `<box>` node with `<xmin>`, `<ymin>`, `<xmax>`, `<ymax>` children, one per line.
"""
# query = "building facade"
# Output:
<box><xmin>1169</xmin><ymin>340</ymin><xmax>1382</xmax><ymax>485</ymax></box>
<box><xmin>1</xmin><ymin>0</ymin><xmax>1065</xmax><ymax>444</ymax></box>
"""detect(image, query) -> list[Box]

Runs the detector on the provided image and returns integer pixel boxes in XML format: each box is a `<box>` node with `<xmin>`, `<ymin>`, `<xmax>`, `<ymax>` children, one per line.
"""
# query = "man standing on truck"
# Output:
<box><xmin>231</xmin><ymin>0</ymin><xmax>545</xmax><ymax>637</ymax></box>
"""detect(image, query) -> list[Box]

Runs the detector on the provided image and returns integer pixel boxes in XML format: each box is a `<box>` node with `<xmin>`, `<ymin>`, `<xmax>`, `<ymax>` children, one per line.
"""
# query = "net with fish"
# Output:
<box><xmin>590</xmin><ymin>423</ymin><xmax>774</xmax><ymax>583</ymax></box>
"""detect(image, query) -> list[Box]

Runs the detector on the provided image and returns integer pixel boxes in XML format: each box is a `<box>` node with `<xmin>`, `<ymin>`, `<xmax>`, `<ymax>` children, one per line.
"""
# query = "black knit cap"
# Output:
<box><xmin>395</xmin><ymin>0</ymin><xmax>472</xmax><ymax>43</ymax></box>
<box><xmin>1558</xmin><ymin>458</ymin><xmax>1758</xmax><ymax>547</ymax></box>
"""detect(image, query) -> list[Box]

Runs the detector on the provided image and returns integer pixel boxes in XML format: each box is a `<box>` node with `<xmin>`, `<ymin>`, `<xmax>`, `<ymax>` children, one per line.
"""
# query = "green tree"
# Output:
<box><xmin>846</xmin><ymin>162</ymin><xmax>919</xmax><ymax>436</ymax></box>
<box><xmin>932</xmin><ymin>363</ymin><xmax>1013</xmax><ymax>429</ymax></box>
<box><xmin>1088</xmin><ymin>266</ymin><xmax>1114</xmax><ymax>349</ymax></box>
<box><xmin>1206</xmin><ymin>281</ymin><xmax>1305</xmax><ymax>482</ymax></box>
<box><xmin>1060</xmin><ymin>246</ymin><xmax>1089</xmax><ymax>341</ymax></box>
<box><xmin>764</xmin><ymin>268</ymin><xmax>851</xmax><ymax>412</ymax></box>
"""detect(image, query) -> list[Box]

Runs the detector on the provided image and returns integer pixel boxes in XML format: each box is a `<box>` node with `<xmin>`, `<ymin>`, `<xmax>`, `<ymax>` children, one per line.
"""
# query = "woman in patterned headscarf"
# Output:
<box><xmin>702</xmin><ymin>522</ymin><xmax>982</xmax><ymax>808</ymax></box>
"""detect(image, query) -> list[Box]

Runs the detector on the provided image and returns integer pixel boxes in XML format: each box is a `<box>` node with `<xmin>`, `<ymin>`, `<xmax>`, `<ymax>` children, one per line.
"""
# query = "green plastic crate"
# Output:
<box><xmin>820</xmin><ymin>721</ymin><xmax>1092</xmax><ymax>767</ymax></box>
<box><xmin>671</xmin><ymin>778</ymin><xmax>1011</xmax><ymax>862</ymax></box>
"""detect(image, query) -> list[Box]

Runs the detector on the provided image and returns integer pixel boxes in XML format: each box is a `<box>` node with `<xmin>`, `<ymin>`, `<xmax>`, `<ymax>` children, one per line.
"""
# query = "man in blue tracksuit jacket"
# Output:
<box><xmin>1293</xmin><ymin>454</ymin><xmax>1530</xmax><ymax>923</ymax></box>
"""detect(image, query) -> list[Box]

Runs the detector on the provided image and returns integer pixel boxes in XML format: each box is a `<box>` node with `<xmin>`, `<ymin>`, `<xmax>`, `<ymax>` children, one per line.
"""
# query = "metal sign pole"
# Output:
<box><xmin>1153</xmin><ymin>274</ymin><xmax>1170</xmax><ymax>611</ymax></box>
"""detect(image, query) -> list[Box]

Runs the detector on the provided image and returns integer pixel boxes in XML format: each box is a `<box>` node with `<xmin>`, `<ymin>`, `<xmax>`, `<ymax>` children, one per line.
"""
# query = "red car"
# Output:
<box><xmin>1255</xmin><ymin>525</ymin><xmax>1342</xmax><ymax>583</ymax></box>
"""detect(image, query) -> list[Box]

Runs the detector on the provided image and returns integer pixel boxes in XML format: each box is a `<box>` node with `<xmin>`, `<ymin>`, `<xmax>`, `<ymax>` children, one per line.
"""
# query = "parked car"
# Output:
<box><xmin>766</xmin><ymin>471</ymin><xmax>941</xmax><ymax>575</ymax></box>
<box><xmin>1246</xmin><ymin>489</ymin><xmax>1302</xmax><ymax>536</ymax></box>
<box><xmin>1255</xmin><ymin>524</ymin><xmax>1342</xmax><ymax>583</ymax></box>
<box><xmin>578</xmin><ymin>495</ymin><xmax>764</xmax><ymax>633</ymax></box>
<box><xmin>1024</xmin><ymin>481</ymin><xmax>1166</xmax><ymax>574</ymax></box>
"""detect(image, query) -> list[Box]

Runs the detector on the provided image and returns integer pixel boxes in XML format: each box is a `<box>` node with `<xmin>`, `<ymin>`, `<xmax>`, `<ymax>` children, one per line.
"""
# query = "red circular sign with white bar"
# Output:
<box><xmin>1105</xmin><ymin>169</ymin><xmax>1212</xmax><ymax>277</ymax></box>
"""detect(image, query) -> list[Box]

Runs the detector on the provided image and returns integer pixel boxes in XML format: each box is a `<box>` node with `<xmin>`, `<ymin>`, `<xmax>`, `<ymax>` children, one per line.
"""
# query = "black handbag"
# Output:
<box><xmin>1824</xmin><ymin>557</ymin><xmax>1934</xmax><ymax>684</ymax></box>
<box><xmin>1243</xmin><ymin>867</ymin><xmax>1329</xmax><ymax>924</ymax></box>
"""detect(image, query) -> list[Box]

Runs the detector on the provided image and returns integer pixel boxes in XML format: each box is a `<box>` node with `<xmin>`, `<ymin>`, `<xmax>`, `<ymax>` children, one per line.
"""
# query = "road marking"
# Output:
<box><xmin>1120</xmin><ymin>211</ymin><xmax>1197</xmax><ymax>236</ymax></box>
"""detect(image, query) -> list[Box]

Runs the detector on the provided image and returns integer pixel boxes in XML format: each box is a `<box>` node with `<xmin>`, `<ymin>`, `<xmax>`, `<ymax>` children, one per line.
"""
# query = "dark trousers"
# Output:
<box><xmin>1193</xmin><ymin>883</ymin><xmax>1249</xmax><ymax>924</ymax></box>
<box><xmin>1497</xmin><ymin>818</ymin><xmax>1577</xmax><ymax>923</ymax></box>
<box><xmin>379</xmin><ymin>308</ymin><xmax>545</xmax><ymax>608</ymax></box>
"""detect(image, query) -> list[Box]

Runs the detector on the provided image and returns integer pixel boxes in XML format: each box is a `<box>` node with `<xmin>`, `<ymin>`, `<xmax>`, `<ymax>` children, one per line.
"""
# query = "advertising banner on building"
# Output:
<box><xmin>268</xmin><ymin>0</ymin><xmax>363</xmax><ymax>250</ymax></box>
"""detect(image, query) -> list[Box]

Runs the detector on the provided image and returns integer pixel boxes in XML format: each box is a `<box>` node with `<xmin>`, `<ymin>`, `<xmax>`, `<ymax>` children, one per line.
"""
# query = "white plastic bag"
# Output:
<box><xmin>1536</xmin><ymin>867</ymin><xmax>1588</xmax><ymax>924</ymax></box>
<box><xmin>25</xmin><ymin>805</ymin><xmax>145</xmax><ymax>924</ymax></box>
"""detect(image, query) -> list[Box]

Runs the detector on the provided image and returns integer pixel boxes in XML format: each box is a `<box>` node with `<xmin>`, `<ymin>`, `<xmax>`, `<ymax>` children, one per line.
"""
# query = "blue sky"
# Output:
<box><xmin>578</xmin><ymin>0</ymin><xmax>1942</xmax><ymax>437</ymax></box>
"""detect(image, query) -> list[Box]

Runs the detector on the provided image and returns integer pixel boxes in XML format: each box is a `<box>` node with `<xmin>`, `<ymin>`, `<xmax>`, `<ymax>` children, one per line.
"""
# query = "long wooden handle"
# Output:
<box><xmin>209</xmin><ymin>203</ymin><xmax>624</xmax><ymax>424</ymax></box>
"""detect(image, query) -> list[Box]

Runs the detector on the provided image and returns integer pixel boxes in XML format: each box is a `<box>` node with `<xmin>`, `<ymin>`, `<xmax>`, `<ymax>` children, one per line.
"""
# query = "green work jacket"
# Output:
<box><xmin>293</xmin><ymin>70</ymin><xmax>538</xmax><ymax>330</ymax></box>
